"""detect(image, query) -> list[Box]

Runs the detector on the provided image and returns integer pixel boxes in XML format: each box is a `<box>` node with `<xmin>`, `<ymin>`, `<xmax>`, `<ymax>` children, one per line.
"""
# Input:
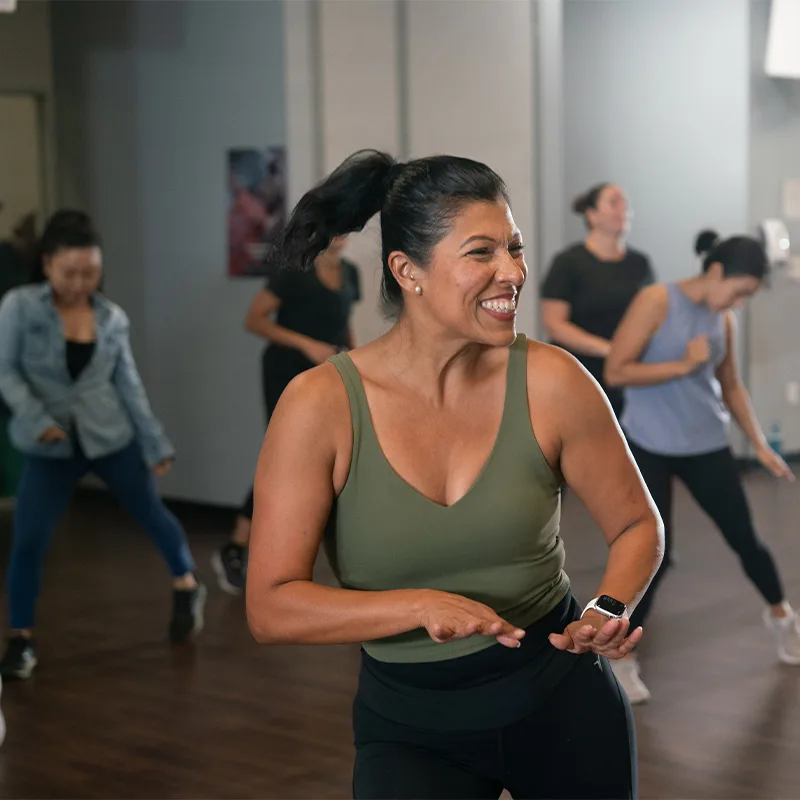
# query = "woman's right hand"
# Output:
<box><xmin>302</xmin><ymin>339</ymin><xmax>339</xmax><ymax>365</ymax></box>
<box><xmin>684</xmin><ymin>334</ymin><xmax>711</xmax><ymax>371</ymax></box>
<box><xmin>417</xmin><ymin>590</ymin><xmax>526</xmax><ymax>649</ymax></box>
<box><xmin>38</xmin><ymin>426</ymin><xmax>67</xmax><ymax>443</ymax></box>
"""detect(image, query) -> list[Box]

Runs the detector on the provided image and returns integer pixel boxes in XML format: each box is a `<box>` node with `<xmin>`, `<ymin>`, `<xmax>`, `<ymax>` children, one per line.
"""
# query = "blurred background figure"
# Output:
<box><xmin>540</xmin><ymin>184</ymin><xmax>655</xmax><ymax>419</ymax></box>
<box><xmin>211</xmin><ymin>234</ymin><xmax>360</xmax><ymax>594</ymax></box>
<box><xmin>0</xmin><ymin>210</ymin><xmax>205</xmax><ymax>680</ymax></box>
<box><xmin>0</xmin><ymin>207</ymin><xmax>36</xmax><ymax>300</ymax></box>
<box><xmin>605</xmin><ymin>230</ymin><xmax>799</xmax><ymax>704</ymax></box>
<box><xmin>0</xmin><ymin>208</ymin><xmax>36</xmax><ymax>501</ymax></box>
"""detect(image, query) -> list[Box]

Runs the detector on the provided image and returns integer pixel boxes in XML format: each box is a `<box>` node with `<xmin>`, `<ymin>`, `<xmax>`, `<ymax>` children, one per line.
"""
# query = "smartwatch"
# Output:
<box><xmin>582</xmin><ymin>595</ymin><xmax>628</xmax><ymax>620</ymax></box>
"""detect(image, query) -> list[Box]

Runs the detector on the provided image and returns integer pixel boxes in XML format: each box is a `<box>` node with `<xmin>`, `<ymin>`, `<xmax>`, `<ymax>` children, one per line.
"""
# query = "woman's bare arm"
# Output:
<box><xmin>604</xmin><ymin>285</ymin><xmax>692</xmax><ymax>388</ymax></box>
<box><xmin>245</xmin><ymin>365</ymin><xmax>434</xmax><ymax>645</ymax></box>
<box><xmin>541</xmin><ymin>299</ymin><xmax>612</xmax><ymax>358</ymax></box>
<box><xmin>529</xmin><ymin>344</ymin><xmax>664</xmax><ymax>616</ymax></box>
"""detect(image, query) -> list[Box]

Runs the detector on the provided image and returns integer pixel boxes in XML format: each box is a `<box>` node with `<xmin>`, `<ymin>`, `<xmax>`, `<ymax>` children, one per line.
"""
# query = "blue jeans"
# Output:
<box><xmin>6</xmin><ymin>439</ymin><xmax>195</xmax><ymax>630</ymax></box>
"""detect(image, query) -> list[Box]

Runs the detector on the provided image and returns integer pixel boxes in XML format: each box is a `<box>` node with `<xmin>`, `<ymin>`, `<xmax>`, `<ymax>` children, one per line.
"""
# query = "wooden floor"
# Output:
<box><xmin>0</xmin><ymin>470</ymin><xmax>799</xmax><ymax>799</ymax></box>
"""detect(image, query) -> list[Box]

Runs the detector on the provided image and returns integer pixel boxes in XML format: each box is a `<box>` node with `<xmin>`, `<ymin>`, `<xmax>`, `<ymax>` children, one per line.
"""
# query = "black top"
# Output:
<box><xmin>540</xmin><ymin>243</ymin><xmax>655</xmax><ymax>387</ymax></box>
<box><xmin>66</xmin><ymin>341</ymin><xmax>96</xmax><ymax>381</ymax></box>
<box><xmin>262</xmin><ymin>258</ymin><xmax>361</xmax><ymax>381</ymax></box>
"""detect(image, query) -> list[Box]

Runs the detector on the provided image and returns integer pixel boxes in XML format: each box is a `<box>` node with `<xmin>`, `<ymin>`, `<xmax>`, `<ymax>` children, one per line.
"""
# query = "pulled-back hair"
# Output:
<box><xmin>275</xmin><ymin>149</ymin><xmax>509</xmax><ymax>317</ymax></box>
<box><xmin>694</xmin><ymin>228</ymin><xmax>768</xmax><ymax>280</ymax></box>
<box><xmin>31</xmin><ymin>210</ymin><xmax>101</xmax><ymax>283</ymax></box>
<box><xmin>571</xmin><ymin>183</ymin><xmax>610</xmax><ymax>228</ymax></box>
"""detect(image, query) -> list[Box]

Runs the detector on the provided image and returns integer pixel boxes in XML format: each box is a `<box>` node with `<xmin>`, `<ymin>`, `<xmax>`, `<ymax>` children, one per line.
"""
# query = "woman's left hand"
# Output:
<box><xmin>755</xmin><ymin>444</ymin><xmax>795</xmax><ymax>481</ymax></box>
<box><xmin>548</xmin><ymin>611</ymin><xmax>643</xmax><ymax>660</ymax></box>
<box><xmin>151</xmin><ymin>458</ymin><xmax>174</xmax><ymax>477</ymax></box>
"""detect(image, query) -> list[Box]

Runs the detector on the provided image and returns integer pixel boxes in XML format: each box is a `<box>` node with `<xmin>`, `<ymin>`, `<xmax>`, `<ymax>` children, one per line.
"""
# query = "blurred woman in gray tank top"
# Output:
<box><xmin>604</xmin><ymin>229</ymin><xmax>800</xmax><ymax>705</ymax></box>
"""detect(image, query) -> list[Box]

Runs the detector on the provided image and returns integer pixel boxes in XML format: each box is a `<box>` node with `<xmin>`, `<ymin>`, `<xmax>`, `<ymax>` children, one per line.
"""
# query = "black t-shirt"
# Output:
<box><xmin>262</xmin><ymin>258</ymin><xmax>361</xmax><ymax>380</ymax></box>
<box><xmin>540</xmin><ymin>243</ymin><xmax>655</xmax><ymax>386</ymax></box>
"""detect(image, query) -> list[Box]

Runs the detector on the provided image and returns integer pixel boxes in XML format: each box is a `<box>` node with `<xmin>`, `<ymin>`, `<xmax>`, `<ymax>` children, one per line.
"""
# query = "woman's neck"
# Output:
<box><xmin>378</xmin><ymin>317</ymin><xmax>496</xmax><ymax>407</ymax></box>
<box><xmin>584</xmin><ymin>230</ymin><xmax>626</xmax><ymax>262</ymax></box>
<box><xmin>678</xmin><ymin>275</ymin><xmax>711</xmax><ymax>306</ymax></box>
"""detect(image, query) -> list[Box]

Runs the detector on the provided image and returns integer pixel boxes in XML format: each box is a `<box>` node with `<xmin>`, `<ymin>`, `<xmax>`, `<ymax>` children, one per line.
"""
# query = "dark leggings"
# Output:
<box><xmin>7</xmin><ymin>440</ymin><xmax>195</xmax><ymax>630</ymax></box>
<box><xmin>353</xmin><ymin>651</ymin><xmax>636</xmax><ymax>799</ymax></box>
<box><xmin>629</xmin><ymin>443</ymin><xmax>784</xmax><ymax>630</ymax></box>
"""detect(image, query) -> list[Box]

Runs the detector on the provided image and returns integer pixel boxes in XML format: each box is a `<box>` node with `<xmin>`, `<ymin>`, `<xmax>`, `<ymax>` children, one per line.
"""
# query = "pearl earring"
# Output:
<box><xmin>415</xmin><ymin>285</ymin><xmax>422</xmax><ymax>296</ymax></box>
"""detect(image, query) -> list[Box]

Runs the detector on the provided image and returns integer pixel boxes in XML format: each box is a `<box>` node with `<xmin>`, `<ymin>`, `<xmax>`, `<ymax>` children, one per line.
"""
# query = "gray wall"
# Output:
<box><xmin>52</xmin><ymin>0</ymin><xmax>286</xmax><ymax>504</ymax></box>
<box><xmin>748</xmin><ymin>0</ymin><xmax>800</xmax><ymax>454</ymax></box>
<box><xmin>562</xmin><ymin>0</ymin><xmax>750</xmax><ymax>282</ymax></box>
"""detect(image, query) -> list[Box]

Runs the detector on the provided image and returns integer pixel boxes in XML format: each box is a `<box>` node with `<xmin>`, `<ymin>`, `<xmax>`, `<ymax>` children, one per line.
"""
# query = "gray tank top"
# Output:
<box><xmin>621</xmin><ymin>283</ymin><xmax>730</xmax><ymax>456</ymax></box>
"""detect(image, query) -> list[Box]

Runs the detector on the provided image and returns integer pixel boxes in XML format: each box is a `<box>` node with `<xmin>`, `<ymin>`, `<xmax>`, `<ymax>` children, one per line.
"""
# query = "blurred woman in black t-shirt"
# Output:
<box><xmin>212</xmin><ymin>235</ymin><xmax>360</xmax><ymax>593</ymax></box>
<box><xmin>540</xmin><ymin>184</ymin><xmax>655</xmax><ymax>418</ymax></box>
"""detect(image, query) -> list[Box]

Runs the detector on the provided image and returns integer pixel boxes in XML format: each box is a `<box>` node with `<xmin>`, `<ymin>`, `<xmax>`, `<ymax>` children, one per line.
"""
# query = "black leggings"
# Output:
<box><xmin>629</xmin><ymin>443</ymin><xmax>784</xmax><ymax>630</ymax></box>
<box><xmin>353</xmin><ymin>652</ymin><xmax>636</xmax><ymax>799</ymax></box>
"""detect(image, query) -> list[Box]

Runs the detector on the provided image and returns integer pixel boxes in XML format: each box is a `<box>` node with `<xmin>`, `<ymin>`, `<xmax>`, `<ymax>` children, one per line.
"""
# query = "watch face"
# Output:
<box><xmin>596</xmin><ymin>595</ymin><xmax>626</xmax><ymax>616</ymax></box>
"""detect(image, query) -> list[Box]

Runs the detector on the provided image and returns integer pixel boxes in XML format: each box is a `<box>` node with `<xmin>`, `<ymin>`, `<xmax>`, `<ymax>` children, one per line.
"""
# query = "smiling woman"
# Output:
<box><xmin>246</xmin><ymin>150</ymin><xmax>663</xmax><ymax>799</ymax></box>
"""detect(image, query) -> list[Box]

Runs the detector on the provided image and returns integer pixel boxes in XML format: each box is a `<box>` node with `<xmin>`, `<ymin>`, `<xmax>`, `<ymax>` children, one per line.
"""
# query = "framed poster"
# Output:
<box><xmin>227</xmin><ymin>145</ymin><xmax>286</xmax><ymax>277</ymax></box>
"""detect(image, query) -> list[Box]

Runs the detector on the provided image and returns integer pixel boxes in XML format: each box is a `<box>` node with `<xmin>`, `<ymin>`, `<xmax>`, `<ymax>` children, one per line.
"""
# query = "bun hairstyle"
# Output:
<box><xmin>274</xmin><ymin>149</ymin><xmax>510</xmax><ymax>318</ymax></box>
<box><xmin>694</xmin><ymin>228</ymin><xmax>768</xmax><ymax>280</ymax></box>
<box><xmin>571</xmin><ymin>183</ymin><xmax>609</xmax><ymax>226</ymax></box>
<box><xmin>32</xmin><ymin>210</ymin><xmax>102</xmax><ymax>283</ymax></box>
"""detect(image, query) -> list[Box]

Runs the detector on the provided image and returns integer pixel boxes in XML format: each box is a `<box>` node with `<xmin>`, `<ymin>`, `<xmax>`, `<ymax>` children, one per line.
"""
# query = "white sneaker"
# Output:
<box><xmin>0</xmin><ymin>676</ymin><xmax>6</xmax><ymax>748</ymax></box>
<box><xmin>763</xmin><ymin>607</ymin><xmax>800</xmax><ymax>665</ymax></box>
<box><xmin>611</xmin><ymin>656</ymin><xmax>651</xmax><ymax>704</ymax></box>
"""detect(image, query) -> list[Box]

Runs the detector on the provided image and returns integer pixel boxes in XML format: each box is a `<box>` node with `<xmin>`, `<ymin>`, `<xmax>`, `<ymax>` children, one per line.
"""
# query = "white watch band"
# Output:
<box><xmin>582</xmin><ymin>596</ymin><xmax>628</xmax><ymax>620</ymax></box>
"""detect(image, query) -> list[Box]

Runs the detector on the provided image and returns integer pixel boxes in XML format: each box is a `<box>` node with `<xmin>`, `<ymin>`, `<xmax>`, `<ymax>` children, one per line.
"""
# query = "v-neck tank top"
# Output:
<box><xmin>325</xmin><ymin>334</ymin><xmax>569</xmax><ymax>664</ymax></box>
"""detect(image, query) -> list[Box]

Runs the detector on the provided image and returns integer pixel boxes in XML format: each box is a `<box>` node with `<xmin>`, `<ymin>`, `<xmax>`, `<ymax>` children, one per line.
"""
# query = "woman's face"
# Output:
<box><xmin>587</xmin><ymin>185</ymin><xmax>630</xmax><ymax>237</ymax></box>
<box><xmin>705</xmin><ymin>264</ymin><xmax>761</xmax><ymax>312</ymax></box>
<box><xmin>44</xmin><ymin>246</ymin><xmax>103</xmax><ymax>306</ymax></box>
<box><xmin>407</xmin><ymin>200</ymin><xmax>527</xmax><ymax>348</ymax></box>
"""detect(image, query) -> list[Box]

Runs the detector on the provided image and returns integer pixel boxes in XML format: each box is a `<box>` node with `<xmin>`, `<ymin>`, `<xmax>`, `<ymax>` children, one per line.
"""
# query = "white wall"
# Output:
<box><xmin>748</xmin><ymin>0</ymin><xmax>800</xmax><ymax>454</ymax></box>
<box><xmin>52</xmin><ymin>0</ymin><xmax>286</xmax><ymax>505</ymax></box>
<box><xmin>562</xmin><ymin>0</ymin><xmax>750</xmax><ymax>283</ymax></box>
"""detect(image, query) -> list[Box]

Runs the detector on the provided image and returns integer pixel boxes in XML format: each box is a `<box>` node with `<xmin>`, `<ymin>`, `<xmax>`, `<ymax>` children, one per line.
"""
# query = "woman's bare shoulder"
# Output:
<box><xmin>525</xmin><ymin>340</ymin><xmax>612</xmax><ymax>418</ymax></box>
<box><xmin>276</xmin><ymin>361</ymin><xmax>351</xmax><ymax>425</ymax></box>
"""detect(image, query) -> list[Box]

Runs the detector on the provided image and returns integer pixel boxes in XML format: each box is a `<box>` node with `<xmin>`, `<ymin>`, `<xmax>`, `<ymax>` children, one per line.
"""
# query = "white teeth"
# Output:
<box><xmin>481</xmin><ymin>297</ymin><xmax>516</xmax><ymax>314</ymax></box>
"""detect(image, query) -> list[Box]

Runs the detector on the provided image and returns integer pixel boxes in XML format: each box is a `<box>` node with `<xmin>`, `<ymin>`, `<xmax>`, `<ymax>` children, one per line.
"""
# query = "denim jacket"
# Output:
<box><xmin>0</xmin><ymin>284</ymin><xmax>174</xmax><ymax>466</ymax></box>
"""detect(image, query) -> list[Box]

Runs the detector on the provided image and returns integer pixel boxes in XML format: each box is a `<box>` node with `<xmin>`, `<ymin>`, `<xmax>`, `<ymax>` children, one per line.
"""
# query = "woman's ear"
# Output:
<box><xmin>387</xmin><ymin>251</ymin><xmax>422</xmax><ymax>296</ymax></box>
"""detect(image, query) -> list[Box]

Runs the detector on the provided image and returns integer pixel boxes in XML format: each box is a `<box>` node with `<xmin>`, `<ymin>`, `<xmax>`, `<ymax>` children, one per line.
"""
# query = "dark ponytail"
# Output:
<box><xmin>694</xmin><ymin>228</ymin><xmax>768</xmax><ymax>280</ymax></box>
<box><xmin>279</xmin><ymin>150</ymin><xmax>396</xmax><ymax>273</ymax></box>
<box><xmin>31</xmin><ymin>210</ymin><xmax>101</xmax><ymax>283</ymax></box>
<box><xmin>278</xmin><ymin>149</ymin><xmax>509</xmax><ymax>317</ymax></box>
<box><xmin>572</xmin><ymin>183</ymin><xmax>609</xmax><ymax>227</ymax></box>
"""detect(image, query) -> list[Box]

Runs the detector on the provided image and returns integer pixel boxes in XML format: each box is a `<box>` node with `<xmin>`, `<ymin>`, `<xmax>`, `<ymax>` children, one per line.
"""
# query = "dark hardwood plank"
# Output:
<box><xmin>0</xmin><ymin>470</ymin><xmax>798</xmax><ymax>798</ymax></box>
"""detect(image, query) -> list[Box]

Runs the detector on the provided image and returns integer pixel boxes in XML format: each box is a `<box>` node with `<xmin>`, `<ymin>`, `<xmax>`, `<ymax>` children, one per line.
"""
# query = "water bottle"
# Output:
<box><xmin>767</xmin><ymin>421</ymin><xmax>783</xmax><ymax>456</ymax></box>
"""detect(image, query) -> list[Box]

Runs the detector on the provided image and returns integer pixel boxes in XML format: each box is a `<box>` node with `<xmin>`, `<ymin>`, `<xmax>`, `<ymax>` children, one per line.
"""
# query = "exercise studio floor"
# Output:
<box><xmin>0</xmin><ymin>469</ymin><xmax>798</xmax><ymax>799</ymax></box>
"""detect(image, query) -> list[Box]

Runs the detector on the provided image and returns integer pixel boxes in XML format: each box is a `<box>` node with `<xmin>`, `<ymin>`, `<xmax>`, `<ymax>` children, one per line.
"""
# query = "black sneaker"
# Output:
<box><xmin>211</xmin><ymin>543</ymin><xmax>247</xmax><ymax>595</ymax></box>
<box><xmin>0</xmin><ymin>636</ymin><xmax>38</xmax><ymax>680</ymax></box>
<box><xmin>169</xmin><ymin>583</ymin><xmax>207</xmax><ymax>644</ymax></box>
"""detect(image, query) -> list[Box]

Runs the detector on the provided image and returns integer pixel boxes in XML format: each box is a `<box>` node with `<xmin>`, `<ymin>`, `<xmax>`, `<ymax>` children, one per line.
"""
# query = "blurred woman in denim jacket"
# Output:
<box><xmin>0</xmin><ymin>211</ymin><xmax>205</xmax><ymax>680</ymax></box>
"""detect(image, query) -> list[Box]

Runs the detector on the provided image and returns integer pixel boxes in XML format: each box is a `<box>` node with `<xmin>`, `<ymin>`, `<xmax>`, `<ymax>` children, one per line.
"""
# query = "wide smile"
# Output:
<box><xmin>479</xmin><ymin>295</ymin><xmax>517</xmax><ymax>321</ymax></box>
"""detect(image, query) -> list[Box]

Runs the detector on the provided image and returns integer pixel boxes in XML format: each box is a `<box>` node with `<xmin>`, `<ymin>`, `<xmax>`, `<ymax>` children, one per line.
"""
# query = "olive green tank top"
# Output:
<box><xmin>325</xmin><ymin>334</ymin><xmax>569</xmax><ymax>663</ymax></box>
